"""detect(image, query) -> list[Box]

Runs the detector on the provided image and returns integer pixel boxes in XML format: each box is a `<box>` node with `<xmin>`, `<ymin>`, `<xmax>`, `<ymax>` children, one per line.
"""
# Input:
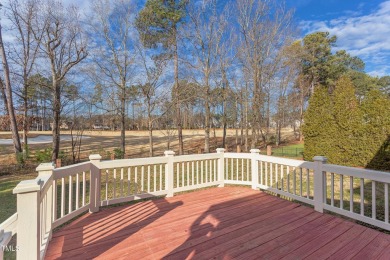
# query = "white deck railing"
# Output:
<box><xmin>1</xmin><ymin>148</ymin><xmax>390</xmax><ymax>259</ymax></box>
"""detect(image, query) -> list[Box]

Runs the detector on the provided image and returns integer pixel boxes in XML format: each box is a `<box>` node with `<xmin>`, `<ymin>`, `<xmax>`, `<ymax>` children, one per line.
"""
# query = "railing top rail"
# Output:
<box><xmin>256</xmin><ymin>154</ymin><xmax>315</xmax><ymax>168</ymax></box>
<box><xmin>224</xmin><ymin>153</ymin><xmax>252</xmax><ymax>159</ymax></box>
<box><xmin>98</xmin><ymin>156</ymin><xmax>168</xmax><ymax>169</ymax></box>
<box><xmin>0</xmin><ymin>213</ymin><xmax>17</xmax><ymax>236</ymax></box>
<box><xmin>323</xmin><ymin>163</ymin><xmax>390</xmax><ymax>183</ymax></box>
<box><xmin>0</xmin><ymin>213</ymin><xmax>17</xmax><ymax>255</ymax></box>
<box><xmin>53</xmin><ymin>161</ymin><xmax>91</xmax><ymax>180</ymax></box>
<box><xmin>172</xmin><ymin>153</ymin><xmax>221</xmax><ymax>163</ymax></box>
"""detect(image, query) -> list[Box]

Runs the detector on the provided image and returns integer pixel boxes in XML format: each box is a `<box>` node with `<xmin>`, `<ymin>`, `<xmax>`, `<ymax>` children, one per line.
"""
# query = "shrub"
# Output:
<box><xmin>302</xmin><ymin>86</ymin><xmax>333</xmax><ymax>161</ymax></box>
<box><xmin>35</xmin><ymin>148</ymin><xmax>53</xmax><ymax>163</ymax></box>
<box><xmin>16</xmin><ymin>152</ymin><xmax>25</xmax><ymax>167</ymax></box>
<box><xmin>303</xmin><ymin>76</ymin><xmax>390</xmax><ymax>170</ymax></box>
<box><xmin>113</xmin><ymin>148</ymin><xmax>124</xmax><ymax>159</ymax></box>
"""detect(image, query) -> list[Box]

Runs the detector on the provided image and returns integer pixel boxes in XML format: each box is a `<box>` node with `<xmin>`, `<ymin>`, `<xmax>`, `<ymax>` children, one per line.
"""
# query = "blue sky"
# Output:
<box><xmin>288</xmin><ymin>0</ymin><xmax>390</xmax><ymax>77</ymax></box>
<box><xmin>24</xmin><ymin>0</ymin><xmax>390</xmax><ymax>77</ymax></box>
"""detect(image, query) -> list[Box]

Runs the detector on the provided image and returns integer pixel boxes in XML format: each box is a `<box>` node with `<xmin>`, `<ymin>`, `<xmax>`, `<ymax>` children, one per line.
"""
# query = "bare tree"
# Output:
<box><xmin>0</xmin><ymin>9</ymin><xmax>22</xmax><ymax>154</ymax></box>
<box><xmin>274</xmin><ymin>45</ymin><xmax>299</xmax><ymax>145</ymax></box>
<box><xmin>237</xmin><ymin>0</ymin><xmax>293</xmax><ymax>148</ymax></box>
<box><xmin>37</xmin><ymin>0</ymin><xmax>88</xmax><ymax>161</ymax></box>
<box><xmin>217</xmin><ymin>17</ymin><xmax>235</xmax><ymax>149</ymax></box>
<box><xmin>186</xmin><ymin>0</ymin><xmax>227</xmax><ymax>153</ymax></box>
<box><xmin>70</xmin><ymin>119</ymin><xmax>84</xmax><ymax>164</ymax></box>
<box><xmin>7</xmin><ymin>0</ymin><xmax>43</xmax><ymax>157</ymax></box>
<box><xmin>137</xmin><ymin>45</ymin><xmax>167</xmax><ymax>157</ymax></box>
<box><xmin>88</xmin><ymin>0</ymin><xmax>137</xmax><ymax>156</ymax></box>
<box><xmin>136</xmin><ymin>0</ymin><xmax>188</xmax><ymax>155</ymax></box>
<box><xmin>287</xmin><ymin>41</ymin><xmax>311</xmax><ymax>141</ymax></box>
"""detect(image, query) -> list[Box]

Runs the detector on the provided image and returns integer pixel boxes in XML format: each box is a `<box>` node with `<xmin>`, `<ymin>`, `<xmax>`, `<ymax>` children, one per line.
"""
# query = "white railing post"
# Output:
<box><xmin>36</xmin><ymin>162</ymin><xmax>55</xmax><ymax>177</ymax></box>
<box><xmin>164</xmin><ymin>151</ymin><xmax>175</xmax><ymax>197</ymax></box>
<box><xmin>216</xmin><ymin>148</ymin><xmax>225</xmax><ymax>187</ymax></box>
<box><xmin>313</xmin><ymin>156</ymin><xmax>327</xmax><ymax>213</ymax></box>
<box><xmin>36</xmin><ymin>163</ymin><xmax>55</xmax><ymax>241</ymax></box>
<box><xmin>89</xmin><ymin>154</ymin><xmax>102</xmax><ymax>213</ymax></box>
<box><xmin>13</xmin><ymin>179</ymin><xmax>42</xmax><ymax>260</ymax></box>
<box><xmin>250</xmin><ymin>149</ymin><xmax>260</xmax><ymax>190</ymax></box>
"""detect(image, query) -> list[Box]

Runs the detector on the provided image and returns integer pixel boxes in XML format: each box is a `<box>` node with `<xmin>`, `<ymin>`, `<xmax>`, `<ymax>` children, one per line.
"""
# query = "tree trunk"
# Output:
<box><xmin>266</xmin><ymin>92</ymin><xmax>270</xmax><ymax>137</ymax></box>
<box><xmin>0</xmin><ymin>78</ymin><xmax>8</xmax><ymax>115</ymax></box>
<box><xmin>276</xmin><ymin>121</ymin><xmax>280</xmax><ymax>146</ymax></box>
<box><xmin>244</xmin><ymin>89</ymin><xmax>249</xmax><ymax>152</ymax></box>
<box><xmin>70</xmin><ymin>126</ymin><xmax>76</xmax><ymax>164</ymax></box>
<box><xmin>121</xmin><ymin>86</ymin><xmax>126</xmax><ymax>156</ymax></box>
<box><xmin>0</xmin><ymin>23</ymin><xmax>22</xmax><ymax>154</ymax></box>
<box><xmin>23</xmin><ymin>82</ymin><xmax>28</xmax><ymax>158</ymax></box>
<box><xmin>299</xmin><ymin>91</ymin><xmax>304</xmax><ymax>141</ymax></box>
<box><xmin>148</xmin><ymin>102</ymin><xmax>153</xmax><ymax>157</ymax></box>
<box><xmin>204</xmin><ymin>78</ymin><xmax>210</xmax><ymax>153</ymax></box>
<box><xmin>222</xmin><ymin>69</ymin><xmax>227</xmax><ymax>148</ymax></box>
<box><xmin>173</xmin><ymin>28</ymin><xmax>183</xmax><ymax>155</ymax></box>
<box><xmin>42</xmin><ymin>97</ymin><xmax>45</xmax><ymax>131</ymax></box>
<box><xmin>51</xmin><ymin>80</ymin><xmax>61</xmax><ymax>161</ymax></box>
<box><xmin>240</xmin><ymin>91</ymin><xmax>244</xmax><ymax>146</ymax></box>
<box><xmin>149</xmin><ymin>127</ymin><xmax>153</xmax><ymax>157</ymax></box>
<box><xmin>251</xmin><ymin>93</ymin><xmax>259</xmax><ymax>148</ymax></box>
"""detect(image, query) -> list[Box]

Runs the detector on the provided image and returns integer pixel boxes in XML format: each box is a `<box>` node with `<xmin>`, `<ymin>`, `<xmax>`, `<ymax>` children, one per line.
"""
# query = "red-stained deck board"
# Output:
<box><xmin>209</xmin><ymin>212</ymin><xmax>326</xmax><ymax>259</ymax></box>
<box><xmin>290</xmin><ymin>222</ymin><xmax>366</xmax><ymax>259</ymax></box>
<box><xmin>300</xmin><ymin>225</ymin><xmax>366</xmax><ymax>259</ymax></box>
<box><xmin>352</xmin><ymin>233</ymin><xmax>390</xmax><ymax>260</ymax></box>
<box><xmin>377</xmin><ymin>243</ymin><xmax>390</xmax><ymax>260</ymax></box>
<box><xmin>326</xmin><ymin>228</ymin><xmax>380</xmax><ymax>260</ymax></box>
<box><xmin>49</xmin><ymin>193</ymin><xmax>283</xmax><ymax>258</ymax></box>
<box><xmin>230</xmin><ymin>214</ymin><xmax>337</xmax><ymax>260</ymax></box>
<box><xmin>45</xmin><ymin>187</ymin><xmax>390</xmax><ymax>260</ymax></box>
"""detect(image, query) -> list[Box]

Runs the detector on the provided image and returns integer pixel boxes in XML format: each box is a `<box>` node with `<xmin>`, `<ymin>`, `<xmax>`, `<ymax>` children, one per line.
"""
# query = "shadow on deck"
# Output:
<box><xmin>45</xmin><ymin>187</ymin><xmax>390</xmax><ymax>259</ymax></box>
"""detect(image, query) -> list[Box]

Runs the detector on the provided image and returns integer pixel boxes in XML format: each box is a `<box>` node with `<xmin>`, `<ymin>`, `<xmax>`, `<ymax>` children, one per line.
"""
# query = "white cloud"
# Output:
<box><xmin>300</xmin><ymin>1</ymin><xmax>390</xmax><ymax>76</ymax></box>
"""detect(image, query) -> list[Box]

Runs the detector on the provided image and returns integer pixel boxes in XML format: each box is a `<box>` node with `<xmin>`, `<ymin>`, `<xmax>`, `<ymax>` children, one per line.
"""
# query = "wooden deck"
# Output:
<box><xmin>45</xmin><ymin>187</ymin><xmax>390</xmax><ymax>259</ymax></box>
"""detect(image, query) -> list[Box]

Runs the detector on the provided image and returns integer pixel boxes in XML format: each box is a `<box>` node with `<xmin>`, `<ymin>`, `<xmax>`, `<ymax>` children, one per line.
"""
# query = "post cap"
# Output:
<box><xmin>36</xmin><ymin>162</ymin><xmax>55</xmax><ymax>172</ymax></box>
<box><xmin>164</xmin><ymin>151</ymin><xmax>175</xmax><ymax>157</ymax></box>
<box><xmin>89</xmin><ymin>154</ymin><xmax>102</xmax><ymax>161</ymax></box>
<box><xmin>313</xmin><ymin>156</ymin><xmax>328</xmax><ymax>163</ymax></box>
<box><xmin>13</xmin><ymin>178</ymin><xmax>42</xmax><ymax>194</ymax></box>
<box><xmin>250</xmin><ymin>149</ymin><xmax>261</xmax><ymax>154</ymax></box>
<box><xmin>216</xmin><ymin>148</ymin><xmax>225</xmax><ymax>153</ymax></box>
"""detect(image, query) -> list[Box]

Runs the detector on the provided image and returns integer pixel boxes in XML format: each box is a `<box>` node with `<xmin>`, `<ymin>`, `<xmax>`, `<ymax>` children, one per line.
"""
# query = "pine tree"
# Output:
<box><xmin>362</xmin><ymin>89</ymin><xmax>390</xmax><ymax>169</ymax></box>
<box><xmin>302</xmin><ymin>87</ymin><xmax>334</xmax><ymax>161</ymax></box>
<box><xmin>303</xmin><ymin>75</ymin><xmax>390</xmax><ymax>170</ymax></box>
<box><xmin>136</xmin><ymin>0</ymin><xmax>188</xmax><ymax>155</ymax></box>
<box><xmin>331</xmin><ymin>76</ymin><xmax>363</xmax><ymax>166</ymax></box>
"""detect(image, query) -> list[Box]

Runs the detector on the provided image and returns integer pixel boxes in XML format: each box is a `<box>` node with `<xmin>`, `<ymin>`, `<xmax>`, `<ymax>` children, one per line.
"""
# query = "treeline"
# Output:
<box><xmin>0</xmin><ymin>0</ymin><xmax>389</xmax><ymax>164</ymax></box>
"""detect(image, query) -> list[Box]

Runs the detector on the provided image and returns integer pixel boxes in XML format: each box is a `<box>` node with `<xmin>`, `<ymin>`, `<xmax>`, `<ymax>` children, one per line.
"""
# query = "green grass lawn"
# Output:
<box><xmin>270</xmin><ymin>143</ymin><xmax>304</xmax><ymax>158</ymax></box>
<box><xmin>0</xmin><ymin>173</ymin><xmax>37</xmax><ymax>223</ymax></box>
